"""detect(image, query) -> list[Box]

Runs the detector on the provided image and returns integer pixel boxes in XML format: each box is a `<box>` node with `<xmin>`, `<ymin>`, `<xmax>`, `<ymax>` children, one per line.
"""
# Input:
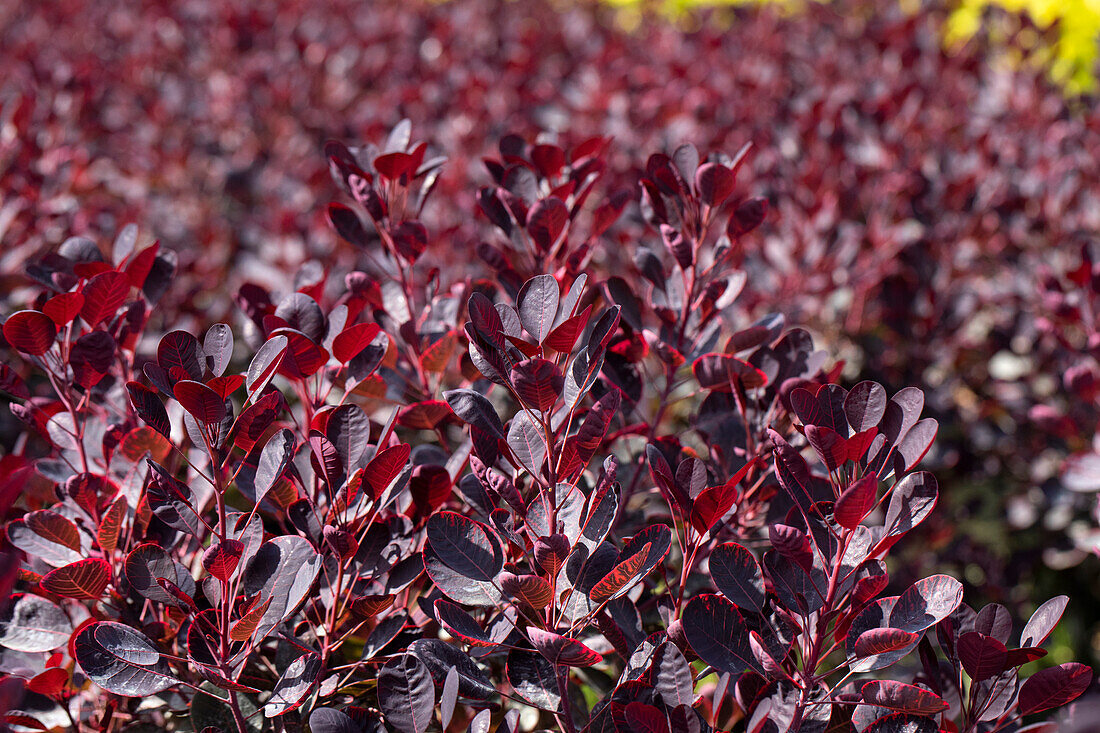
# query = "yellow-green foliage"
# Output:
<box><xmin>604</xmin><ymin>0</ymin><xmax>1100</xmax><ymax>93</ymax></box>
<box><xmin>946</xmin><ymin>0</ymin><xmax>1100</xmax><ymax>93</ymax></box>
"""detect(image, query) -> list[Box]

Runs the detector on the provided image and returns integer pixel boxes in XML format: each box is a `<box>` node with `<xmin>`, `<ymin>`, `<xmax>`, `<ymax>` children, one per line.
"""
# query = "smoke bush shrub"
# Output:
<box><xmin>0</xmin><ymin>122</ymin><xmax>1092</xmax><ymax>732</ymax></box>
<box><xmin>4</xmin><ymin>0</ymin><xmax>1099</xmax><ymax>586</ymax></box>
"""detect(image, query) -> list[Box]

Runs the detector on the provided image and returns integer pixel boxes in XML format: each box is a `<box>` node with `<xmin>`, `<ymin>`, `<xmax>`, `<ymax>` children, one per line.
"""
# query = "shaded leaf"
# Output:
<box><xmin>527</xmin><ymin>627</ymin><xmax>602</xmax><ymax>667</ymax></box>
<box><xmin>74</xmin><ymin>621</ymin><xmax>177</xmax><ymax>696</ymax></box>
<box><xmin>1017</xmin><ymin>663</ymin><xmax>1093</xmax><ymax>714</ymax></box>
<box><xmin>517</xmin><ymin>275</ymin><xmax>560</xmax><ymax>344</ymax></box>
<box><xmin>425</xmin><ymin>511</ymin><xmax>503</xmax><ymax>581</ymax></box>
<box><xmin>264</xmin><ymin>652</ymin><xmax>321</xmax><ymax>717</ymax></box>
<box><xmin>0</xmin><ymin>595</ymin><xmax>72</xmax><ymax>652</ymax></box>
<box><xmin>682</xmin><ymin>594</ymin><xmax>758</xmax><ymax>675</ymax></box>
<box><xmin>861</xmin><ymin>680</ymin><xmax>947</xmax><ymax>715</ymax></box>
<box><xmin>710</xmin><ymin>542</ymin><xmax>765</xmax><ymax>612</ymax></box>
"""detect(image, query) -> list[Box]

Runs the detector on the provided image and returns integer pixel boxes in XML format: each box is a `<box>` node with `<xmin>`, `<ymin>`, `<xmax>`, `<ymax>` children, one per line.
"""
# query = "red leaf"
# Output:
<box><xmin>97</xmin><ymin>497</ymin><xmax>127</xmax><ymax>553</ymax></box>
<box><xmin>332</xmin><ymin>322</ymin><xmax>382</xmax><ymax>363</ymax></box>
<box><xmin>526</xmin><ymin>197</ymin><xmax>569</xmax><ymax>253</ymax></box>
<box><xmin>272</xmin><ymin>329</ymin><xmax>329</xmax><ymax>379</ymax></box>
<box><xmin>374</xmin><ymin>151</ymin><xmax>416</xmax><ymax>180</ymax></box>
<box><xmin>124</xmin><ymin>243</ymin><xmax>160</xmax><ymax>289</ymax></box>
<box><xmin>364</xmin><ymin>443</ymin><xmax>411</xmax><ymax>500</ymax></box>
<box><xmin>26</xmin><ymin>510</ymin><xmax>81</xmax><ymax>552</ymax></box>
<box><xmin>589</xmin><ymin>542</ymin><xmax>651</xmax><ymax>602</ymax></box>
<box><xmin>80</xmin><ymin>271</ymin><xmax>130</xmax><ymax>327</ymax></box>
<box><xmin>419</xmin><ymin>331</ymin><xmax>458</xmax><ymax>373</ymax></box>
<box><xmin>26</xmin><ymin>668</ymin><xmax>68</xmax><ymax>697</ymax></box>
<box><xmin>690</xmin><ymin>460</ymin><xmax>755</xmax><ymax>534</ymax></box>
<box><xmin>230</xmin><ymin>596</ymin><xmax>273</xmax><ymax>642</ymax></box>
<box><xmin>834</xmin><ymin>474</ymin><xmax>878</xmax><ymax>529</ymax></box>
<box><xmin>511</xmin><ymin>357</ymin><xmax>564</xmax><ymax>412</ymax></box>
<box><xmin>40</xmin><ymin>559</ymin><xmax>111</xmax><ymax>599</ymax></box>
<box><xmin>42</xmin><ymin>292</ymin><xmax>84</xmax><ymax>326</ymax></box>
<box><xmin>544</xmin><ymin>303</ymin><xmax>593</xmax><ymax>353</ymax></box>
<box><xmin>398</xmin><ymin>400</ymin><xmax>454</xmax><ymax>430</ymax></box>
<box><xmin>854</xmin><ymin>628</ymin><xmax>920</xmax><ymax>658</ymax></box>
<box><xmin>804</xmin><ymin>424</ymin><xmax>848</xmax><ymax>471</ymax></box>
<box><xmin>499</xmin><ymin>573</ymin><xmax>554</xmax><ymax>609</ymax></box>
<box><xmin>861</xmin><ymin>680</ymin><xmax>948</xmax><ymax>715</ymax></box>
<box><xmin>233</xmin><ymin>391</ymin><xmax>282</xmax><ymax>451</ymax></box>
<box><xmin>206</xmin><ymin>374</ymin><xmax>244</xmax><ymax>400</ymax></box>
<box><xmin>202</xmin><ymin>540</ymin><xmax>245</xmax><ymax>581</ymax></box>
<box><xmin>173</xmin><ymin>380</ymin><xmax>227</xmax><ymax>425</ymax></box>
<box><xmin>3</xmin><ymin>311</ymin><xmax>56</xmax><ymax>355</ymax></box>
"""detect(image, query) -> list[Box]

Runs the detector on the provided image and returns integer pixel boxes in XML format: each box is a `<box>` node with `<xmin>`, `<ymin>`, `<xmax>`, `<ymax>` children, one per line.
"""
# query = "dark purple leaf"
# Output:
<box><xmin>125</xmin><ymin>543</ymin><xmax>197</xmax><ymax>606</ymax></box>
<box><xmin>435</xmin><ymin>599</ymin><xmax>494</xmax><ymax>647</ymax></box>
<box><xmin>329</xmin><ymin>202</ymin><xmax>370</xmax><ymax>247</ymax></box>
<box><xmin>1017</xmin><ymin>663</ymin><xmax>1093</xmax><ymax>714</ymax></box>
<box><xmin>425</xmin><ymin>511</ymin><xmax>503</xmax><ymax>582</ymax></box>
<box><xmin>74</xmin><ymin>621</ymin><xmax>177</xmax><ymax>696</ymax></box>
<box><xmin>240</xmin><ymin>535</ymin><xmax>322</xmax><ymax>641</ymax></box>
<box><xmin>958</xmin><ymin>632</ymin><xmax>1008</xmax><ymax>681</ymax></box>
<box><xmin>264</xmin><ymin>652</ymin><xmax>321</xmax><ymax>717</ymax></box>
<box><xmin>127</xmin><ymin>381</ymin><xmax>170</xmax><ymax>439</ymax></box>
<box><xmin>408</xmin><ymin>638</ymin><xmax>496</xmax><ymax>699</ymax></box>
<box><xmin>377</xmin><ymin>654</ymin><xmax>434</xmax><ymax>733</ymax></box>
<box><xmin>863</xmin><ymin>713</ymin><xmax>937</xmax><ymax>733</ymax></box>
<box><xmin>527</xmin><ymin>627</ymin><xmax>601</xmax><ymax>667</ymax></box>
<box><xmin>158</xmin><ymin>330</ymin><xmax>204</xmax><ymax>382</ymax></box>
<box><xmin>883</xmin><ymin>471</ymin><xmax>938</xmax><ymax>539</ymax></box>
<box><xmin>309</xmin><ymin>708</ymin><xmax>363</xmax><ymax>733</ymax></box>
<box><xmin>894</xmin><ymin>418</ymin><xmax>938</xmax><ymax>472</ymax></box>
<box><xmin>710</xmin><ymin>542</ymin><xmax>766</xmax><ymax>612</ymax></box>
<box><xmin>246</xmin><ymin>334</ymin><xmax>288</xmax><ymax>401</ymax></box>
<box><xmin>326</xmin><ymin>403</ymin><xmax>369</xmax><ymax>469</ymax></box>
<box><xmin>256</xmin><ymin>428</ymin><xmax>295</xmax><ymax>503</ymax></box>
<box><xmin>507</xmin><ymin>411</ymin><xmax>546</xmax><ymax>475</ymax></box>
<box><xmin>845</xmin><ymin>381</ymin><xmax>888</xmax><ymax>433</ymax></box>
<box><xmin>146</xmin><ymin>460</ymin><xmax>204</xmax><ymax>536</ymax></box>
<box><xmin>444</xmin><ymin>388</ymin><xmax>506</xmax><ymax>441</ymax></box>
<box><xmin>274</xmin><ymin>292</ymin><xmax>326</xmax><ymax>344</ymax></box>
<box><xmin>517</xmin><ymin>274</ymin><xmax>560</xmax><ymax>344</ymax></box>
<box><xmin>682</xmin><ymin>594</ymin><xmax>758</xmax><ymax>675</ymax></box>
<box><xmin>507</xmin><ymin>649</ymin><xmax>561</xmax><ymax>712</ymax></box>
<box><xmin>695</xmin><ymin>162</ymin><xmax>735</xmax><ymax>206</ymax></box>
<box><xmin>888</xmin><ymin>575</ymin><xmax>964</xmax><ymax>633</ymax></box>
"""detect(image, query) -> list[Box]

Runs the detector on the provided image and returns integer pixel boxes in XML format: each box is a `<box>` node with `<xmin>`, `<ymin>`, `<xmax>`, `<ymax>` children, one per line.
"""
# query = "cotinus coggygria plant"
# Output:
<box><xmin>0</xmin><ymin>122</ymin><xmax>1091</xmax><ymax>733</ymax></box>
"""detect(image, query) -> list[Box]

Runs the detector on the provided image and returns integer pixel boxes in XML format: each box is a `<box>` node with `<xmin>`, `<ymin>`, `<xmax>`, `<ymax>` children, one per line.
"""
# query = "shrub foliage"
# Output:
<box><xmin>0</xmin><ymin>120</ymin><xmax>1092</xmax><ymax>732</ymax></box>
